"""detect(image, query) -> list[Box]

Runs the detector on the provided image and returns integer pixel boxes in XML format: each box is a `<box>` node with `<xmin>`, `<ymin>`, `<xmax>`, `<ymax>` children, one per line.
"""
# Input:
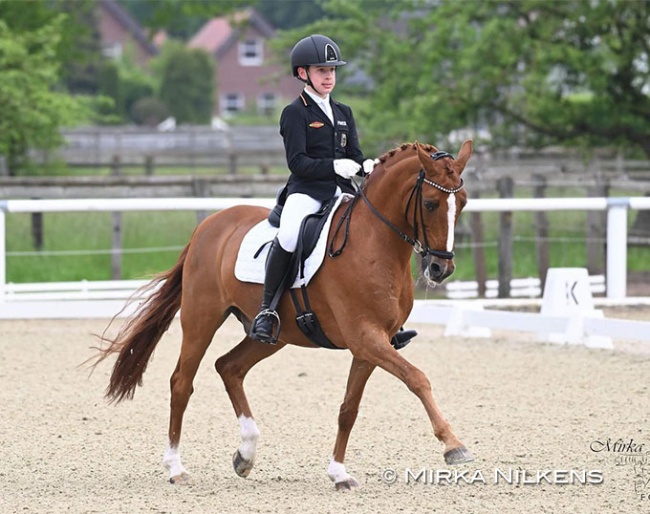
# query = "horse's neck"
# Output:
<box><xmin>364</xmin><ymin>153</ymin><xmax>418</xmax><ymax>226</ymax></box>
<box><xmin>354</xmin><ymin>156</ymin><xmax>419</xmax><ymax>264</ymax></box>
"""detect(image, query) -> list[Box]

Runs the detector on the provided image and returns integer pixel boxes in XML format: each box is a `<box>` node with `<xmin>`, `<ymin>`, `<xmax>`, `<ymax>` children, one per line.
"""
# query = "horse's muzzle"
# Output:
<box><xmin>422</xmin><ymin>255</ymin><xmax>455</xmax><ymax>284</ymax></box>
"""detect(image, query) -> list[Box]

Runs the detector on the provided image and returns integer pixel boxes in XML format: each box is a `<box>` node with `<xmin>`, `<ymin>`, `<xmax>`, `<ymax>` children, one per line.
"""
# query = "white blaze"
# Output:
<box><xmin>446</xmin><ymin>193</ymin><xmax>456</xmax><ymax>252</ymax></box>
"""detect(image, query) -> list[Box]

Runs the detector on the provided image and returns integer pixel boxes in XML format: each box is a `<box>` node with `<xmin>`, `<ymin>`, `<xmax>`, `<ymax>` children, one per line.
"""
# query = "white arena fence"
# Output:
<box><xmin>1</xmin><ymin>196</ymin><xmax>649</xmax><ymax>348</ymax></box>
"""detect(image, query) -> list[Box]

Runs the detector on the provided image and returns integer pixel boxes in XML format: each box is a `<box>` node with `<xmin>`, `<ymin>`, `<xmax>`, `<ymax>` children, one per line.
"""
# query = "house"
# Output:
<box><xmin>188</xmin><ymin>9</ymin><xmax>301</xmax><ymax>116</ymax></box>
<box><xmin>97</xmin><ymin>0</ymin><xmax>158</xmax><ymax>67</ymax></box>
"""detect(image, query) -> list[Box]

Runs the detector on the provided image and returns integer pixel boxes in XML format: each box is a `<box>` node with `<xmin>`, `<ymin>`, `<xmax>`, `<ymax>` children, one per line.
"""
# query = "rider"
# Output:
<box><xmin>249</xmin><ymin>34</ymin><xmax>417</xmax><ymax>350</ymax></box>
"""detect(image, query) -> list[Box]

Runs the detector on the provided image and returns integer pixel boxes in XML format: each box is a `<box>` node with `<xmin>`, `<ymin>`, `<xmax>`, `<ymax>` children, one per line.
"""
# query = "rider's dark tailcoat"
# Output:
<box><xmin>280</xmin><ymin>92</ymin><xmax>365</xmax><ymax>202</ymax></box>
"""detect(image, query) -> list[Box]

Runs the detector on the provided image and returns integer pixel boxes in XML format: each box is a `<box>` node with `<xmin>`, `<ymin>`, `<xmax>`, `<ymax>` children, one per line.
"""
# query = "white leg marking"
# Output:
<box><xmin>446</xmin><ymin>193</ymin><xmax>456</xmax><ymax>252</ymax></box>
<box><xmin>327</xmin><ymin>457</ymin><xmax>351</xmax><ymax>483</ymax></box>
<box><xmin>162</xmin><ymin>442</ymin><xmax>188</xmax><ymax>479</ymax></box>
<box><xmin>238</xmin><ymin>415</ymin><xmax>260</xmax><ymax>461</ymax></box>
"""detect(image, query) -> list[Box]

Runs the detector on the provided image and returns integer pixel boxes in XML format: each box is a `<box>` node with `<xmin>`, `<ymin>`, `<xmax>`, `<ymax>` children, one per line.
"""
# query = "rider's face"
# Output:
<box><xmin>300</xmin><ymin>66</ymin><xmax>336</xmax><ymax>97</ymax></box>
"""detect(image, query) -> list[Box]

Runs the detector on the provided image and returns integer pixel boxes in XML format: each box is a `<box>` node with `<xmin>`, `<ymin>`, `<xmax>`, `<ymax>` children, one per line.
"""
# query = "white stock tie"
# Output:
<box><xmin>319</xmin><ymin>100</ymin><xmax>334</xmax><ymax>125</ymax></box>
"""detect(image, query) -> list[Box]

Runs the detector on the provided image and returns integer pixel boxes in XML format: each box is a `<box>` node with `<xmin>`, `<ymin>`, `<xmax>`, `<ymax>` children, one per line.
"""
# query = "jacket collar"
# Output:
<box><xmin>300</xmin><ymin>92</ymin><xmax>335</xmax><ymax>126</ymax></box>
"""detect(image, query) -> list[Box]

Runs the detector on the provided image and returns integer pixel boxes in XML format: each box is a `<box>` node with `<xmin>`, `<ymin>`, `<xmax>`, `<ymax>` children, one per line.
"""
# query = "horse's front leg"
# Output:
<box><xmin>328</xmin><ymin>356</ymin><xmax>376</xmax><ymax>491</ymax></box>
<box><xmin>215</xmin><ymin>337</ymin><xmax>285</xmax><ymax>478</ymax></box>
<box><xmin>351</xmin><ymin>332</ymin><xmax>473</xmax><ymax>466</ymax></box>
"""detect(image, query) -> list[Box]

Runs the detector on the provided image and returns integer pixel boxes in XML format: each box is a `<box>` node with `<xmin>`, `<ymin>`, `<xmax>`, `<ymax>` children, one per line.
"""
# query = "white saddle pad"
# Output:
<box><xmin>234</xmin><ymin>194</ymin><xmax>353</xmax><ymax>288</ymax></box>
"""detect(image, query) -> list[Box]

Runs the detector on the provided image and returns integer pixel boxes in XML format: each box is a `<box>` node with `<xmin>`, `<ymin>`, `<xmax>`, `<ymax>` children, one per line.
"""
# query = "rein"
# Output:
<box><xmin>328</xmin><ymin>152</ymin><xmax>464</xmax><ymax>260</ymax></box>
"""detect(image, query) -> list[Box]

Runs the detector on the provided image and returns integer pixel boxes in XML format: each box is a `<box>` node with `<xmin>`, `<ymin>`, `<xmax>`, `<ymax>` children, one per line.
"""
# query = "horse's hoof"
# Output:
<box><xmin>444</xmin><ymin>446</ymin><xmax>474</xmax><ymax>465</ymax></box>
<box><xmin>232</xmin><ymin>450</ymin><xmax>254</xmax><ymax>478</ymax></box>
<box><xmin>169</xmin><ymin>472</ymin><xmax>191</xmax><ymax>485</ymax></box>
<box><xmin>335</xmin><ymin>477</ymin><xmax>360</xmax><ymax>491</ymax></box>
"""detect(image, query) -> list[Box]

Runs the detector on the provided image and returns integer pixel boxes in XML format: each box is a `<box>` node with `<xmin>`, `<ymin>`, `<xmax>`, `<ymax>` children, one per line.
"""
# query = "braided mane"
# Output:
<box><xmin>377</xmin><ymin>142</ymin><xmax>437</xmax><ymax>167</ymax></box>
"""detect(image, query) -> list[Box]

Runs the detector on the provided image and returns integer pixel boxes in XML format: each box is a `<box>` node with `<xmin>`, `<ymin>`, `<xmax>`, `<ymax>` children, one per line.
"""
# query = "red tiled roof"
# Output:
<box><xmin>188</xmin><ymin>17</ymin><xmax>233</xmax><ymax>54</ymax></box>
<box><xmin>188</xmin><ymin>9</ymin><xmax>274</xmax><ymax>55</ymax></box>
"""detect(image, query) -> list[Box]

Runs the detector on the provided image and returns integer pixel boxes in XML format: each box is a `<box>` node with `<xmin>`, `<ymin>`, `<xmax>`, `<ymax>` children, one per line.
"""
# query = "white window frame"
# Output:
<box><xmin>222</xmin><ymin>93</ymin><xmax>245</xmax><ymax>115</ymax></box>
<box><xmin>257</xmin><ymin>92</ymin><xmax>276</xmax><ymax>115</ymax></box>
<box><xmin>102</xmin><ymin>42</ymin><xmax>123</xmax><ymax>59</ymax></box>
<box><xmin>238</xmin><ymin>39</ymin><xmax>263</xmax><ymax>66</ymax></box>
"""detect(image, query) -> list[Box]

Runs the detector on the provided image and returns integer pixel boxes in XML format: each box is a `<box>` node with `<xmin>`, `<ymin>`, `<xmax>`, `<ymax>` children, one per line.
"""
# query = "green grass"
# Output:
<box><xmin>6</xmin><ymin>211</ymin><xmax>198</xmax><ymax>282</ymax></box>
<box><xmin>5</xmin><ymin>205</ymin><xmax>648</xmax><ymax>284</ymax></box>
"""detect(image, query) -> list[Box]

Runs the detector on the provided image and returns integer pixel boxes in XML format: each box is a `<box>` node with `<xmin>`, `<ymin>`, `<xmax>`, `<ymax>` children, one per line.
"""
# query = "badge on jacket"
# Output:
<box><xmin>309</xmin><ymin>121</ymin><xmax>325</xmax><ymax>128</ymax></box>
<box><xmin>340</xmin><ymin>133</ymin><xmax>347</xmax><ymax>147</ymax></box>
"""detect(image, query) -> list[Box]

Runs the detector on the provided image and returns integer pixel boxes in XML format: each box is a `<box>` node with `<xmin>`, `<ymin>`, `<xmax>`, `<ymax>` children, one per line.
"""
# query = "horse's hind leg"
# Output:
<box><xmin>328</xmin><ymin>357</ymin><xmax>376</xmax><ymax>491</ymax></box>
<box><xmin>215</xmin><ymin>337</ymin><xmax>285</xmax><ymax>478</ymax></box>
<box><xmin>163</xmin><ymin>309</ymin><xmax>227</xmax><ymax>485</ymax></box>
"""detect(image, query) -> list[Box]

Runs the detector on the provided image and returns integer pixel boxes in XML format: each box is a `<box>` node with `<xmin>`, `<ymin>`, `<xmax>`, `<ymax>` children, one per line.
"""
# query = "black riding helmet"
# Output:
<box><xmin>290</xmin><ymin>34</ymin><xmax>346</xmax><ymax>78</ymax></box>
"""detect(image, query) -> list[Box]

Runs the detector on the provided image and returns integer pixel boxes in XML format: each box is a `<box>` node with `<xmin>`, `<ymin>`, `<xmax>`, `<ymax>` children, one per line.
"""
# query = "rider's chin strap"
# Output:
<box><xmin>301</xmin><ymin>69</ymin><xmax>323</xmax><ymax>97</ymax></box>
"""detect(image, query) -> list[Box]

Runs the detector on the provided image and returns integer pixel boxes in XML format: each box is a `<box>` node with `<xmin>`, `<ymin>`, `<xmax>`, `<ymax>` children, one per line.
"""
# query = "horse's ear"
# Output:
<box><xmin>416</xmin><ymin>141</ymin><xmax>433</xmax><ymax>164</ymax></box>
<box><xmin>455</xmin><ymin>140</ymin><xmax>473</xmax><ymax>173</ymax></box>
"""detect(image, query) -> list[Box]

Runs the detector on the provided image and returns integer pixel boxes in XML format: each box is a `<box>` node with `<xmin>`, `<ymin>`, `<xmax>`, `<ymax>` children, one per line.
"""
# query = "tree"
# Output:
<box><xmin>157</xmin><ymin>42</ymin><xmax>215</xmax><ymax>124</ymax></box>
<box><xmin>0</xmin><ymin>17</ymin><xmax>91</xmax><ymax>175</ymax></box>
<box><xmin>120</xmin><ymin>0</ymin><xmax>250</xmax><ymax>39</ymax></box>
<box><xmin>0</xmin><ymin>0</ymin><xmax>104</xmax><ymax>95</ymax></box>
<box><xmin>289</xmin><ymin>0</ymin><xmax>650</xmax><ymax>158</ymax></box>
<box><xmin>255</xmin><ymin>0</ymin><xmax>325</xmax><ymax>29</ymax></box>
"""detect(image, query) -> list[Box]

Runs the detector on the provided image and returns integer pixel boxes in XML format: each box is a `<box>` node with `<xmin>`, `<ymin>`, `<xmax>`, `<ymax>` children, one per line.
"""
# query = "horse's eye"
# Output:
<box><xmin>424</xmin><ymin>200</ymin><xmax>437</xmax><ymax>212</ymax></box>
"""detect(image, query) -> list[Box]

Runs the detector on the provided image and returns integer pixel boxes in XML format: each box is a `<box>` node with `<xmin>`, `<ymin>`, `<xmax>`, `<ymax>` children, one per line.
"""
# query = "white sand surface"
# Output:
<box><xmin>1</xmin><ymin>315</ymin><xmax>648</xmax><ymax>513</ymax></box>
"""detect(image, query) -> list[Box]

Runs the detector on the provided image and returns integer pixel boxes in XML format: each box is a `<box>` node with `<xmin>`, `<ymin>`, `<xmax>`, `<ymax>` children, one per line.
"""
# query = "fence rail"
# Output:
<box><xmin>2</xmin><ymin>196</ymin><xmax>650</xmax><ymax>303</ymax></box>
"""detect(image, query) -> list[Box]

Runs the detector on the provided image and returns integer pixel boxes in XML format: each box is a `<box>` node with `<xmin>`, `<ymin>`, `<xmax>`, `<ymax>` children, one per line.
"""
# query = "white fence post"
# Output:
<box><xmin>0</xmin><ymin>205</ymin><xmax>5</xmax><ymax>303</ymax></box>
<box><xmin>606</xmin><ymin>198</ymin><xmax>629</xmax><ymax>299</ymax></box>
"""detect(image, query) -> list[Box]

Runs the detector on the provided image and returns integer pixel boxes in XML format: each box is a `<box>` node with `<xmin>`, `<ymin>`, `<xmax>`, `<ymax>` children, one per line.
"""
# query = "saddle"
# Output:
<box><xmin>255</xmin><ymin>190</ymin><xmax>417</xmax><ymax>350</ymax></box>
<box><xmin>266</xmin><ymin>186</ymin><xmax>334</xmax><ymax>262</ymax></box>
<box><xmin>266</xmin><ymin>187</ymin><xmax>341</xmax><ymax>350</ymax></box>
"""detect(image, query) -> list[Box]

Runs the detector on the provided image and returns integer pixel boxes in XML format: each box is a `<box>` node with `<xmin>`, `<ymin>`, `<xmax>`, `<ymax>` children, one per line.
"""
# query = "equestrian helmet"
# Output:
<box><xmin>290</xmin><ymin>34</ymin><xmax>346</xmax><ymax>77</ymax></box>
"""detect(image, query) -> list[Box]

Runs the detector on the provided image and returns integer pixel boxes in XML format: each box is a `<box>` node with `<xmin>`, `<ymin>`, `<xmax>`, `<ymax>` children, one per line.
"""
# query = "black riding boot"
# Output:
<box><xmin>391</xmin><ymin>327</ymin><xmax>418</xmax><ymax>350</ymax></box>
<box><xmin>249</xmin><ymin>238</ymin><xmax>293</xmax><ymax>344</ymax></box>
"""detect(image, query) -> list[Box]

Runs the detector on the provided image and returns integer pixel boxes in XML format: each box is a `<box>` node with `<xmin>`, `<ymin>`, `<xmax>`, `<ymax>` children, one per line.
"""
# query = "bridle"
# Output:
<box><xmin>329</xmin><ymin>151</ymin><xmax>464</xmax><ymax>260</ymax></box>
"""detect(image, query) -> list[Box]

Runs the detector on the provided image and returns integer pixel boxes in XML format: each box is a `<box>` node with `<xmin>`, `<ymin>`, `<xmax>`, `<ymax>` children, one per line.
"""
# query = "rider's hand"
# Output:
<box><xmin>333</xmin><ymin>159</ymin><xmax>361</xmax><ymax>179</ymax></box>
<box><xmin>363</xmin><ymin>158</ymin><xmax>378</xmax><ymax>174</ymax></box>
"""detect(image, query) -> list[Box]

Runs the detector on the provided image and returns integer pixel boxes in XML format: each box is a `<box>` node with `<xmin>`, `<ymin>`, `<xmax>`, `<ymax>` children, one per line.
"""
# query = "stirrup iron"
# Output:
<box><xmin>251</xmin><ymin>308</ymin><xmax>282</xmax><ymax>345</ymax></box>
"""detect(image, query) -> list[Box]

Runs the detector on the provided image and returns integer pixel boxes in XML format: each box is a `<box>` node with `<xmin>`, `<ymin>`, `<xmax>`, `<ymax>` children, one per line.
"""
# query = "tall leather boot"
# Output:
<box><xmin>391</xmin><ymin>327</ymin><xmax>418</xmax><ymax>350</ymax></box>
<box><xmin>249</xmin><ymin>238</ymin><xmax>293</xmax><ymax>344</ymax></box>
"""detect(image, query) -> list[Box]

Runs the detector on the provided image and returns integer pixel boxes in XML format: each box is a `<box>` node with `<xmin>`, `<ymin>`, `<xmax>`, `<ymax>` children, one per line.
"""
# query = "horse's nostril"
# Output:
<box><xmin>431</xmin><ymin>262</ymin><xmax>442</xmax><ymax>275</ymax></box>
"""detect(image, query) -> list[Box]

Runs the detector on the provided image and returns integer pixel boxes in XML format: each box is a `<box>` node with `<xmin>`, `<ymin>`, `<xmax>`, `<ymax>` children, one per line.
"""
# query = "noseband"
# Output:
<box><xmin>359</xmin><ymin>152</ymin><xmax>464</xmax><ymax>260</ymax></box>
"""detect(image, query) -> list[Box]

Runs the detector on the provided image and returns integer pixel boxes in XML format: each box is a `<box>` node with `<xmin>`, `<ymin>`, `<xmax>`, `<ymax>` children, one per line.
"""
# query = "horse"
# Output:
<box><xmin>91</xmin><ymin>140</ymin><xmax>474</xmax><ymax>490</ymax></box>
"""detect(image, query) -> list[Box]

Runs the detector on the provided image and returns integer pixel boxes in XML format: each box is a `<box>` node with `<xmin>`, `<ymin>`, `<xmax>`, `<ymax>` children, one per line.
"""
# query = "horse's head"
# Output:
<box><xmin>362</xmin><ymin>140</ymin><xmax>472</xmax><ymax>285</ymax></box>
<box><xmin>362</xmin><ymin>141</ymin><xmax>472</xmax><ymax>285</ymax></box>
<box><xmin>412</xmin><ymin>140</ymin><xmax>471</xmax><ymax>284</ymax></box>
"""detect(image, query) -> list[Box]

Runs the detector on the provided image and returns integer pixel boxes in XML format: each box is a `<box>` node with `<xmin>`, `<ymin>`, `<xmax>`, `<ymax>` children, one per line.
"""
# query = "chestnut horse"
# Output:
<box><xmin>93</xmin><ymin>140</ymin><xmax>474</xmax><ymax>490</ymax></box>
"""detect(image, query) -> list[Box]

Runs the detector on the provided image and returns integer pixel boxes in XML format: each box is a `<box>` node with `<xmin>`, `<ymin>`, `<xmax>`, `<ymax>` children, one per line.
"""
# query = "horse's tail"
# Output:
<box><xmin>90</xmin><ymin>244</ymin><xmax>189</xmax><ymax>403</ymax></box>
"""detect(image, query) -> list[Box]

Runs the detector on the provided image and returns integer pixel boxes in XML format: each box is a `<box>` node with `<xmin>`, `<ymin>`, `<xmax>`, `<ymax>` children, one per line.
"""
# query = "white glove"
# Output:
<box><xmin>333</xmin><ymin>159</ymin><xmax>361</xmax><ymax>179</ymax></box>
<box><xmin>363</xmin><ymin>158</ymin><xmax>378</xmax><ymax>174</ymax></box>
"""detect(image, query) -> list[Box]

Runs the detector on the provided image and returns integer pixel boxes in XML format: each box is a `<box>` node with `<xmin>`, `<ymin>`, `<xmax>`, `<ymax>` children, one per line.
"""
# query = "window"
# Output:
<box><xmin>102</xmin><ymin>42</ymin><xmax>123</xmax><ymax>59</ymax></box>
<box><xmin>222</xmin><ymin>93</ymin><xmax>244</xmax><ymax>114</ymax></box>
<box><xmin>238</xmin><ymin>39</ymin><xmax>263</xmax><ymax>66</ymax></box>
<box><xmin>257</xmin><ymin>93</ymin><xmax>276</xmax><ymax>116</ymax></box>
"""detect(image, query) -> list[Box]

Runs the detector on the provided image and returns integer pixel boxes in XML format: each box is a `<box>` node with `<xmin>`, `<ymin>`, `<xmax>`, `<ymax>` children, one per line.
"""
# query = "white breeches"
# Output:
<box><xmin>277</xmin><ymin>189</ymin><xmax>340</xmax><ymax>252</ymax></box>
